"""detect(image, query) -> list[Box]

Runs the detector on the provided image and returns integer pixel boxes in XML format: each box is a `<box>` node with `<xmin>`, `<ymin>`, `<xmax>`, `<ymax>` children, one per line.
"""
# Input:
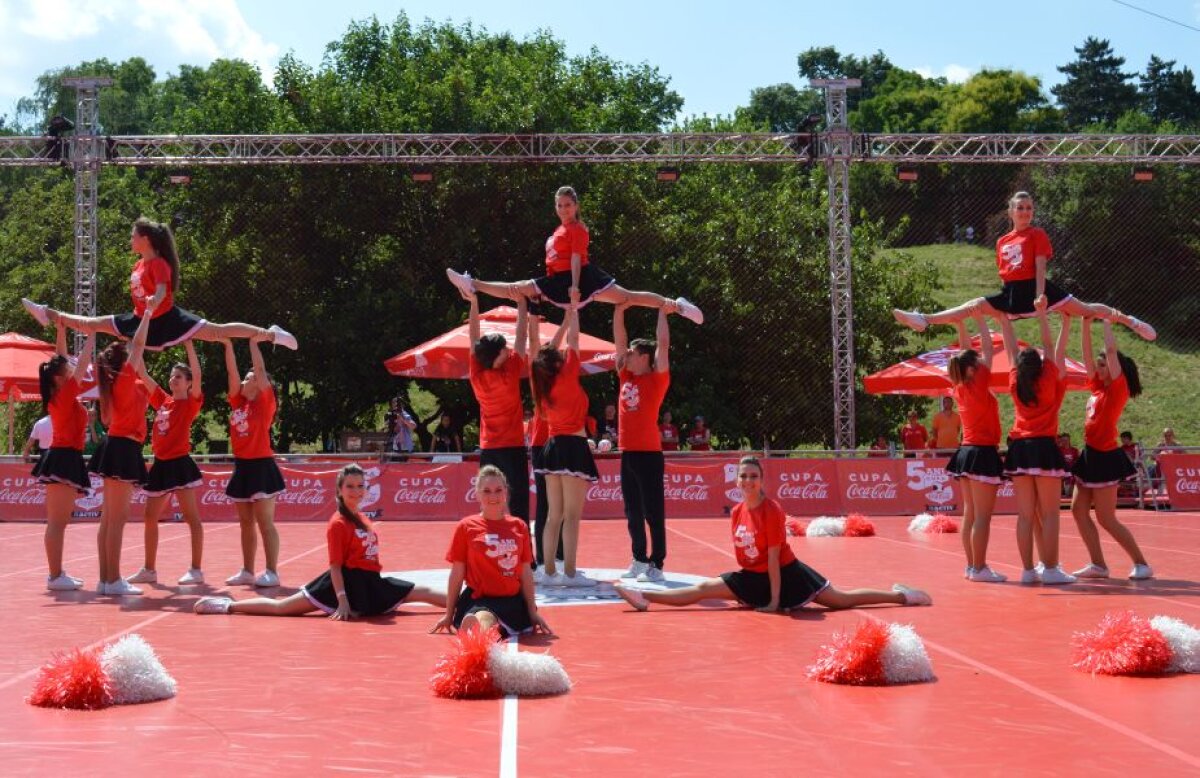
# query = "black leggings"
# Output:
<box><xmin>621</xmin><ymin>451</ymin><xmax>666</xmax><ymax>567</ymax></box>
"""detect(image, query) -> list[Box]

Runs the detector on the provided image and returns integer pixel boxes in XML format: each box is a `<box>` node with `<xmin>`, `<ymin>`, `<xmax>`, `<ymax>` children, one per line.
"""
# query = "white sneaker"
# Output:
<box><xmin>177</xmin><ymin>568</ymin><xmax>205</xmax><ymax>585</ymax></box>
<box><xmin>637</xmin><ymin>565</ymin><xmax>665</xmax><ymax>583</ymax></box>
<box><xmin>194</xmin><ymin>596</ymin><xmax>233</xmax><ymax>614</ymax></box>
<box><xmin>225</xmin><ymin>569</ymin><xmax>256</xmax><ymax>586</ymax></box>
<box><xmin>544</xmin><ymin>571</ymin><xmax>570</xmax><ymax>587</ymax></box>
<box><xmin>563</xmin><ymin>571</ymin><xmax>597</xmax><ymax>587</ymax></box>
<box><xmin>1039</xmin><ymin>566</ymin><xmax>1077</xmax><ymax>585</ymax></box>
<box><xmin>1019</xmin><ymin>568</ymin><xmax>1041</xmax><ymax>585</ymax></box>
<box><xmin>446</xmin><ymin>269</ymin><xmax>476</xmax><ymax>298</ymax></box>
<box><xmin>1035</xmin><ymin>562</ymin><xmax>1046</xmax><ymax>575</ymax></box>
<box><xmin>621</xmin><ymin>560</ymin><xmax>650</xmax><ymax>579</ymax></box>
<box><xmin>46</xmin><ymin>573</ymin><xmax>83</xmax><ymax>591</ymax></box>
<box><xmin>614</xmin><ymin>584</ymin><xmax>649</xmax><ymax>612</ymax></box>
<box><xmin>22</xmin><ymin>298</ymin><xmax>50</xmax><ymax>327</ymax></box>
<box><xmin>968</xmin><ymin>566</ymin><xmax>1007</xmax><ymax>583</ymax></box>
<box><xmin>893</xmin><ymin>584</ymin><xmax>932</xmax><ymax>606</ymax></box>
<box><xmin>254</xmin><ymin>569</ymin><xmax>280</xmax><ymax>587</ymax></box>
<box><xmin>1126</xmin><ymin>317</ymin><xmax>1156</xmax><ymax>341</ymax></box>
<box><xmin>1129</xmin><ymin>563</ymin><xmax>1154</xmax><ymax>580</ymax></box>
<box><xmin>964</xmin><ymin>565</ymin><xmax>975</xmax><ymax>579</ymax></box>
<box><xmin>1072</xmin><ymin>563</ymin><xmax>1109</xmax><ymax>579</ymax></box>
<box><xmin>105</xmin><ymin>579</ymin><xmax>144</xmax><ymax>596</ymax></box>
<box><xmin>674</xmin><ymin>297</ymin><xmax>704</xmax><ymax>325</ymax></box>
<box><xmin>127</xmin><ymin>568</ymin><xmax>157</xmax><ymax>584</ymax></box>
<box><xmin>892</xmin><ymin>309</ymin><xmax>928</xmax><ymax>332</ymax></box>
<box><xmin>268</xmin><ymin>325</ymin><xmax>298</xmax><ymax>350</ymax></box>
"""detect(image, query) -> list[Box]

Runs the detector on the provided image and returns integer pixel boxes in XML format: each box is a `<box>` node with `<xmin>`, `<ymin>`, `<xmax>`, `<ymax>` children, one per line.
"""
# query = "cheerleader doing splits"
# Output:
<box><xmin>22</xmin><ymin>216</ymin><xmax>297</xmax><ymax>351</ymax></box>
<box><xmin>1070</xmin><ymin>318</ymin><xmax>1153</xmax><ymax>580</ymax></box>
<box><xmin>195</xmin><ymin>464</ymin><xmax>446</xmax><ymax>617</ymax></box>
<box><xmin>894</xmin><ymin>191</ymin><xmax>1155</xmax><ymax>341</ymax></box>
<box><xmin>430</xmin><ymin>465</ymin><xmax>552</xmax><ymax>637</ymax></box>
<box><xmin>446</xmin><ymin>186</ymin><xmax>704</xmax><ymax>324</ymax></box>
<box><xmin>614</xmin><ymin>457</ymin><xmax>932</xmax><ymax>613</ymax></box>
<box><xmin>34</xmin><ymin>324</ymin><xmax>98</xmax><ymax>591</ymax></box>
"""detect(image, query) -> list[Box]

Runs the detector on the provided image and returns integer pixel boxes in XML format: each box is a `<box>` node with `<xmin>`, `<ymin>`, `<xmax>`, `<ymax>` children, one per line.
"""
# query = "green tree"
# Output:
<box><xmin>1051</xmin><ymin>37</ymin><xmax>1138</xmax><ymax>128</ymax></box>
<box><xmin>940</xmin><ymin>69</ymin><xmax>1057</xmax><ymax>132</ymax></box>
<box><xmin>1139</xmin><ymin>56</ymin><xmax>1200</xmax><ymax>128</ymax></box>
<box><xmin>737</xmin><ymin>83</ymin><xmax>822</xmax><ymax>132</ymax></box>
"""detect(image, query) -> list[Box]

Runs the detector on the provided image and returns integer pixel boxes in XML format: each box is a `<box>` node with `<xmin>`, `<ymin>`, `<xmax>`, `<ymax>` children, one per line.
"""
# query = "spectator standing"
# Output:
<box><xmin>83</xmin><ymin>404</ymin><xmax>105</xmax><ymax>456</ymax></box>
<box><xmin>1150</xmin><ymin>428</ymin><xmax>1183</xmax><ymax>489</ymax></box>
<box><xmin>687</xmin><ymin>416</ymin><xmax>712</xmax><ymax>451</ymax></box>
<box><xmin>659</xmin><ymin>410</ymin><xmax>679</xmax><ymax>451</ymax></box>
<box><xmin>596</xmin><ymin>402</ymin><xmax>618</xmax><ymax>445</ymax></box>
<box><xmin>1057</xmin><ymin>433</ymin><xmax>1081</xmax><ymax>497</ymax></box>
<box><xmin>384</xmin><ymin>396</ymin><xmax>417</xmax><ymax>458</ymax></box>
<box><xmin>22</xmin><ymin>414</ymin><xmax>53</xmax><ymax>462</ymax></box>
<box><xmin>867</xmin><ymin>435</ymin><xmax>890</xmax><ymax>457</ymax></box>
<box><xmin>900</xmin><ymin>411</ymin><xmax>929</xmax><ymax>457</ymax></box>
<box><xmin>430</xmin><ymin>413</ymin><xmax>463</xmax><ymax>453</ymax></box>
<box><xmin>929</xmin><ymin>397</ymin><xmax>962</xmax><ymax>453</ymax></box>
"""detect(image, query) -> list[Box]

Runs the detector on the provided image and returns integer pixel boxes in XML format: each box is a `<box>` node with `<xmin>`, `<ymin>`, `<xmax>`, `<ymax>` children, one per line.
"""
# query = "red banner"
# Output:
<box><xmin>1161</xmin><ymin>454</ymin><xmax>1200</xmax><ymax>510</ymax></box>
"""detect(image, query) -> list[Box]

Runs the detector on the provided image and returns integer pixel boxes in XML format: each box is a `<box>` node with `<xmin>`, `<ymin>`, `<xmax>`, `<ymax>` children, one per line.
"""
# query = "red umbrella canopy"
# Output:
<box><xmin>0</xmin><ymin>332</ymin><xmax>56</xmax><ymax>402</ymax></box>
<box><xmin>384</xmin><ymin>306</ymin><xmax>617</xmax><ymax>379</ymax></box>
<box><xmin>863</xmin><ymin>331</ymin><xmax>1089</xmax><ymax>397</ymax></box>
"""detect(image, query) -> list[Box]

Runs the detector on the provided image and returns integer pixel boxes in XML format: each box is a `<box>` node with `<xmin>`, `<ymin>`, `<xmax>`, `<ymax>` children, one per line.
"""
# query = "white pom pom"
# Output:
<box><xmin>1150</xmin><ymin>616</ymin><xmax>1200</xmax><ymax>674</ymax></box>
<box><xmin>488</xmin><ymin>647</ymin><xmax>571</xmax><ymax>696</ymax></box>
<box><xmin>597</xmin><ymin>439</ymin><xmax>613</xmax><ymax>453</ymax></box>
<box><xmin>805</xmin><ymin>517</ymin><xmax>845</xmax><ymax>537</ymax></box>
<box><xmin>908</xmin><ymin>513</ymin><xmax>935</xmax><ymax>532</ymax></box>
<box><xmin>100</xmin><ymin>634</ymin><xmax>177</xmax><ymax>705</ymax></box>
<box><xmin>880</xmin><ymin>623</ymin><xmax>935</xmax><ymax>684</ymax></box>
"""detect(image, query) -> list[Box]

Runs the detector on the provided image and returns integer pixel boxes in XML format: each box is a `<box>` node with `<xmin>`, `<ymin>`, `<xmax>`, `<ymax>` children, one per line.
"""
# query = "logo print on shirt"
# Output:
<box><xmin>484</xmin><ymin>532</ymin><xmax>520</xmax><ymax>573</ymax></box>
<box><xmin>355</xmin><ymin>527</ymin><xmax>379</xmax><ymax>561</ymax></box>
<box><xmin>733</xmin><ymin>524</ymin><xmax>759</xmax><ymax>560</ymax></box>
<box><xmin>1000</xmin><ymin>242</ymin><xmax>1024</xmax><ymax>270</ymax></box>
<box><xmin>155</xmin><ymin>405</ymin><xmax>171</xmax><ymax>437</ymax></box>
<box><xmin>231</xmin><ymin>406</ymin><xmax>251</xmax><ymax>435</ymax></box>
<box><xmin>620</xmin><ymin>380</ymin><xmax>641</xmax><ymax>413</ymax></box>
<box><xmin>130</xmin><ymin>268</ymin><xmax>145</xmax><ymax>302</ymax></box>
<box><xmin>1085</xmin><ymin>394</ymin><xmax>1099</xmax><ymax>419</ymax></box>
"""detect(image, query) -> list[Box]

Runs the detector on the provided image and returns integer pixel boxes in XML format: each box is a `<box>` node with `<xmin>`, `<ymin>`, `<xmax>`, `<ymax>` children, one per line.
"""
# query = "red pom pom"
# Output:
<box><xmin>1072</xmin><ymin>611</ymin><xmax>1173</xmax><ymax>676</ymax></box>
<box><xmin>925</xmin><ymin>516</ymin><xmax>959</xmax><ymax>533</ymax></box>
<box><xmin>842</xmin><ymin>514</ymin><xmax>876</xmax><ymax>537</ymax></box>
<box><xmin>807</xmin><ymin>620</ymin><xmax>889</xmax><ymax>685</ymax></box>
<box><xmin>431</xmin><ymin>625</ymin><xmax>502</xmax><ymax>699</ymax></box>
<box><xmin>27</xmin><ymin>648</ymin><xmax>113</xmax><ymax>710</ymax></box>
<box><xmin>785</xmin><ymin>516</ymin><xmax>808</xmax><ymax>537</ymax></box>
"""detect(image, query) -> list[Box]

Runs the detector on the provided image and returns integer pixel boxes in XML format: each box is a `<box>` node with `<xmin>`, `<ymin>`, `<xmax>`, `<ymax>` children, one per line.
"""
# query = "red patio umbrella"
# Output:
<box><xmin>0</xmin><ymin>332</ymin><xmax>56</xmax><ymax>453</ymax></box>
<box><xmin>384</xmin><ymin>306</ymin><xmax>617</xmax><ymax>379</ymax></box>
<box><xmin>863</xmin><ymin>331</ymin><xmax>1089</xmax><ymax>397</ymax></box>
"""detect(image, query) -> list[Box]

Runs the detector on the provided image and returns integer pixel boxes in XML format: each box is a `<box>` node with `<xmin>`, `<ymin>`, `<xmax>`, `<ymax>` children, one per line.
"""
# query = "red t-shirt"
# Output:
<box><xmin>542</xmin><ymin>351</ymin><xmax>589</xmax><ymax>436</ymax></box>
<box><xmin>900</xmin><ymin>422</ymin><xmax>928</xmax><ymax>451</ymax></box>
<box><xmin>995</xmin><ymin>227</ymin><xmax>1052</xmax><ymax>284</ymax></box>
<box><xmin>1059</xmin><ymin>444</ymin><xmax>1080</xmax><ymax>467</ymax></box>
<box><xmin>149</xmin><ymin>386</ymin><xmax>202</xmax><ymax>460</ymax></box>
<box><xmin>105</xmin><ymin>362</ymin><xmax>150</xmax><ymax>442</ymax></box>
<box><xmin>470</xmin><ymin>352</ymin><xmax>526</xmax><ymax>449</ymax></box>
<box><xmin>617</xmin><ymin>368</ymin><xmax>670</xmax><ymax>452</ymax></box>
<box><xmin>446</xmin><ymin>513</ymin><xmax>533</xmax><ymax>598</ymax></box>
<box><xmin>1083</xmin><ymin>373</ymin><xmax>1129</xmax><ymax>452</ymax></box>
<box><xmin>730</xmin><ymin>498</ymin><xmax>797</xmax><ymax>573</ymax></box>
<box><xmin>48</xmin><ymin>376</ymin><xmax>92</xmax><ymax>450</ymax></box>
<box><xmin>229</xmin><ymin>385</ymin><xmax>276</xmax><ymax>459</ymax></box>
<box><xmin>1008</xmin><ymin>361</ymin><xmax>1067</xmax><ymax>440</ymax></box>
<box><xmin>954</xmin><ymin>365</ymin><xmax>1001</xmax><ymax>446</ymax></box>
<box><xmin>687</xmin><ymin>425</ymin><xmax>711</xmax><ymax>451</ymax></box>
<box><xmin>130</xmin><ymin>256</ymin><xmax>174</xmax><ymax>319</ymax></box>
<box><xmin>659</xmin><ymin>422</ymin><xmax>679</xmax><ymax>451</ymax></box>
<box><xmin>528</xmin><ymin>412</ymin><xmax>549</xmax><ymax>447</ymax></box>
<box><xmin>544</xmin><ymin>221</ymin><xmax>589</xmax><ymax>276</ymax></box>
<box><xmin>326</xmin><ymin>511</ymin><xmax>381</xmax><ymax>572</ymax></box>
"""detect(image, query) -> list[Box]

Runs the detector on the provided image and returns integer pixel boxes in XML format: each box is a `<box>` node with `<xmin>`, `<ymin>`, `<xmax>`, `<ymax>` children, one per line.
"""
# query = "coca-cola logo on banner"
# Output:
<box><xmin>585</xmin><ymin>473</ymin><xmax>623</xmax><ymax>503</ymax></box>
<box><xmin>393</xmin><ymin>476</ymin><xmax>448</xmax><ymax>505</ymax></box>
<box><xmin>0</xmin><ymin>475</ymin><xmax>45</xmax><ymax>506</ymax></box>
<box><xmin>1174</xmin><ymin>476</ymin><xmax>1200</xmax><ymax>494</ymax></box>
<box><xmin>775</xmin><ymin>470</ymin><xmax>831</xmax><ymax>501</ymax></box>
<box><xmin>845</xmin><ymin>469</ymin><xmax>898</xmax><ymax>500</ymax></box>
<box><xmin>664</xmin><ymin>472</ymin><xmax>709</xmax><ymax>502</ymax></box>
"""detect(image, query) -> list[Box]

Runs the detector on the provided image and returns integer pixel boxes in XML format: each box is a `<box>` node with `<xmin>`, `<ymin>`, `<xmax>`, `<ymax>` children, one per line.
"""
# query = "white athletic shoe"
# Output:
<box><xmin>46</xmin><ymin>573</ymin><xmax>83</xmax><ymax>591</ymax></box>
<box><xmin>968</xmin><ymin>566</ymin><xmax>1007</xmax><ymax>583</ymax></box>
<box><xmin>194</xmin><ymin>596</ymin><xmax>233</xmax><ymax>614</ymax></box>
<box><xmin>1129</xmin><ymin>563</ymin><xmax>1154</xmax><ymax>580</ymax></box>
<box><xmin>964</xmin><ymin>566</ymin><xmax>975</xmax><ymax>580</ymax></box>
<box><xmin>674</xmin><ymin>297</ymin><xmax>704</xmax><ymax>325</ymax></box>
<box><xmin>105</xmin><ymin>579</ymin><xmax>144</xmax><ymax>596</ymax></box>
<box><xmin>893</xmin><ymin>583</ymin><xmax>932</xmax><ymax>606</ymax></box>
<box><xmin>563</xmin><ymin>571</ymin><xmax>597</xmax><ymax>587</ymax></box>
<box><xmin>1019</xmin><ymin>568</ymin><xmax>1041</xmax><ymax>585</ymax></box>
<box><xmin>621</xmin><ymin>560</ymin><xmax>650</xmax><ymax>579</ymax></box>
<box><xmin>127</xmin><ymin>568</ymin><xmax>157</xmax><ymax>584</ymax></box>
<box><xmin>225</xmin><ymin>569</ymin><xmax>256</xmax><ymax>586</ymax></box>
<box><xmin>544</xmin><ymin>571</ymin><xmax>571</xmax><ymax>587</ymax></box>
<box><xmin>1072</xmin><ymin>563</ymin><xmax>1109</xmax><ymax>579</ymax></box>
<box><xmin>22</xmin><ymin>298</ymin><xmax>50</xmax><ymax>327</ymax></box>
<box><xmin>254</xmin><ymin>569</ymin><xmax>280</xmax><ymax>587</ymax></box>
<box><xmin>1126</xmin><ymin>317</ymin><xmax>1157</xmax><ymax>341</ymax></box>
<box><xmin>637</xmin><ymin>566</ymin><xmax>665</xmax><ymax>583</ymax></box>
<box><xmin>1039</xmin><ymin>566</ymin><xmax>1077</xmax><ymax>585</ymax></box>
<box><xmin>532</xmin><ymin>567</ymin><xmax>551</xmax><ymax>586</ymax></box>
<box><xmin>614</xmin><ymin>584</ymin><xmax>649</xmax><ymax>612</ymax></box>
<box><xmin>268</xmin><ymin>325</ymin><xmax>298</xmax><ymax>350</ymax></box>
<box><xmin>446</xmin><ymin>269</ymin><xmax>476</xmax><ymax>298</ymax></box>
<box><xmin>177</xmin><ymin>568</ymin><xmax>205</xmax><ymax>585</ymax></box>
<box><xmin>892</xmin><ymin>309</ymin><xmax>928</xmax><ymax>332</ymax></box>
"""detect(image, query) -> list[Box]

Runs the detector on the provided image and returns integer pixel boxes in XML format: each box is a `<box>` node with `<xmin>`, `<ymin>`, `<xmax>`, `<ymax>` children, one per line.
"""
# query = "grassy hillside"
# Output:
<box><xmin>887</xmin><ymin>244</ymin><xmax>1199</xmax><ymax>449</ymax></box>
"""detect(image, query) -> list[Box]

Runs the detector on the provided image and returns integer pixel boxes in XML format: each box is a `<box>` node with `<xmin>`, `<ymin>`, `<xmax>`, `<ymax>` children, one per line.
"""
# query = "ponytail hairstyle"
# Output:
<box><xmin>477</xmin><ymin>463</ymin><xmax>509</xmax><ymax>491</ymax></box>
<box><xmin>38</xmin><ymin>355</ymin><xmax>70</xmax><ymax>413</ymax></box>
<box><xmin>96</xmin><ymin>341</ymin><xmax>130</xmax><ymax>418</ymax></box>
<box><xmin>629</xmin><ymin>337</ymin><xmax>657</xmax><ymax>370</ymax></box>
<box><xmin>738</xmin><ymin>455</ymin><xmax>764</xmax><ymax>477</ymax></box>
<box><xmin>1117</xmin><ymin>352</ymin><xmax>1142</xmax><ymax>398</ymax></box>
<box><xmin>531</xmin><ymin>344</ymin><xmax>565</xmax><ymax>410</ymax></box>
<box><xmin>1014</xmin><ymin>347</ymin><xmax>1043</xmax><ymax>407</ymax></box>
<box><xmin>133</xmin><ymin>216</ymin><xmax>181</xmax><ymax>291</ymax></box>
<box><xmin>335</xmin><ymin>464</ymin><xmax>369</xmax><ymax>533</ymax></box>
<box><xmin>947</xmin><ymin>348</ymin><xmax>980</xmax><ymax>386</ymax></box>
<box><xmin>171</xmin><ymin>361</ymin><xmax>193</xmax><ymax>391</ymax></box>
<box><xmin>473</xmin><ymin>333</ymin><xmax>507</xmax><ymax>369</ymax></box>
<box><xmin>1008</xmin><ymin>190</ymin><xmax>1033</xmax><ymax>217</ymax></box>
<box><xmin>555</xmin><ymin>185</ymin><xmax>587</xmax><ymax>229</ymax></box>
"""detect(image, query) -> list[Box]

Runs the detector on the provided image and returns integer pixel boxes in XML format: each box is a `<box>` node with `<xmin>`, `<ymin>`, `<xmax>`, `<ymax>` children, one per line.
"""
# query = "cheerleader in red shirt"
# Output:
<box><xmin>894</xmin><ymin>191</ymin><xmax>1155</xmax><ymax>341</ymax></box>
<box><xmin>22</xmin><ymin>216</ymin><xmax>298</xmax><ymax>350</ymax></box>
<box><xmin>944</xmin><ymin>311</ymin><xmax>1006</xmax><ymax>582</ymax></box>
<box><xmin>1070</xmin><ymin>319</ymin><xmax>1153</xmax><ymax>580</ymax></box>
<box><xmin>33</xmin><ymin>324</ymin><xmax>98</xmax><ymax>591</ymax></box>
<box><xmin>430</xmin><ymin>465</ymin><xmax>552</xmax><ymax>636</ymax></box>
<box><xmin>446</xmin><ymin>186</ymin><xmax>704</xmax><ymax>324</ymax></box>
<box><xmin>126</xmin><ymin>339</ymin><xmax>206</xmax><ymax>586</ymax></box>
<box><xmin>195</xmin><ymin>464</ymin><xmax>446</xmax><ymax>617</ymax></box>
<box><xmin>526</xmin><ymin>313</ymin><xmax>563</xmax><ymax>568</ymax></box>
<box><xmin>89</xmin><ymin>310</ymin><xmax>154</xmax><ymax>596</ymax></box>
<box><xmin>221</xmin><ymin>336</ymin><xmax>286</xmax><ymax>588</ymax></box>
<box><xmin>615</xmin><ymin>456</ymin><xmax>931</xmax><ymax>612</ymax></box>
<box><xmin>530</xmin><ymin>289</ymin><xmax>599</xmax><ymax>587</ymax></box>
<box><xmin>1001</xmin><ymin>304</ymin><xmax>1076</xmax><ymax>585</ymax></box>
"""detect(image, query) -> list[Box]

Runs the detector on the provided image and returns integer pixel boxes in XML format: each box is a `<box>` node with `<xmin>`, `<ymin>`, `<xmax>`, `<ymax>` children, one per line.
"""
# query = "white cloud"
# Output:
<box><xmin>915</xmin><ymin>64</ymin><xmax>974</xmax><ymax>84</ymax></box>
<box><xmin>132</xmin><ymin>0</ymin><xmax>280</xmax><ymax>82</ymax></box>
<box><xmin>16</xmin><ymin>0</ymin><xmax>119</xmax><ymax>42</ymax></box>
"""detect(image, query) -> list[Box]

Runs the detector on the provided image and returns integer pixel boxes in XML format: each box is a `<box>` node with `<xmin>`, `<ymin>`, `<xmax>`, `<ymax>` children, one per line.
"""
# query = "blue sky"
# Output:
<box><xmin>2</xmin><ymin>0</ymin><xmax>1199</xmax><ymax>127</ymax></box>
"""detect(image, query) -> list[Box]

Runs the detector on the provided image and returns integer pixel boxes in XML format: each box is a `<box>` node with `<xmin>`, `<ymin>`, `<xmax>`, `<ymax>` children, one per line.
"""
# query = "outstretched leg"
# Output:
<box><xmin>594</xmin><ymin>285</ymin><xmax>702</xmax><ymax>324</ymax></box>
<box><xmin>814</xmin><ymin>586</ymin><xmax>905</xmax><ymax>609</ymax></box>
<box><xmin>228</xmin><ymin>591</ymin><xmax>317</xmax><ymax>616</ymax></box>
<box><xmin>894</xmin><ymin>298</ymin><xmax>996</xmax><ymax>333</ymax></box>
<box><xmin>1056</xmin><ymin>298</ymin><xmax>1155</xmax><ymax>340</ymax></box>
<box><xmin>616</xmin><ymin>577</ymin><xmax>736</xmax><ymax>610</ymax></box>
<box><xmin>403</xmin><ymin>584</ymin><xmax>448</xmax><ymax>608</ymax></box>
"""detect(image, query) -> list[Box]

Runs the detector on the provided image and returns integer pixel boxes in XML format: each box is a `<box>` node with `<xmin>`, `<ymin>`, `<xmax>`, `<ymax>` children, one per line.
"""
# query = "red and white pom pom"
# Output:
<box><xmin>432</xmin><ymin>626</ymin><xmax>571</xmax><ymax>699</ymax></box>
<box><xmin>805</xmin><ymin>514</ymin><xmax>876</xmax><ymax>537</ymax></box>
<box><xmin>1072</xmin><ymin>611</ymin><xmax>1199</xmax><ymax>676</ymax></box>
<box><xmin>27</xmin><ymin>634</ymin><xmax>175</xmax><ymax>710</ymax></box>
<box><xmin>908</xmin><ymin>512</ymin><xmax>959</xmax><ymax>533</ymax></box>
<box><xmin>785</xmin><ymin>516</ymin><xmax>808</xmax><ymax>537</ymax></box>
<box><xmin>807</xmin><ymin>621</ymin><xmax>934</xmax><ymax>685</ymax></box>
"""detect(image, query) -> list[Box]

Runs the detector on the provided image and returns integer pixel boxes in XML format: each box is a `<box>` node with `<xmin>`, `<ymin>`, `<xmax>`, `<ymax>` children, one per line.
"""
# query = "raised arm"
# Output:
<box><xmin>998</xmin><ymin>313</ymin><xmax>1019</xmax><ymax>366</ymax></box>
<box><xmin>467</xmin><ymin>292</ymin><xmax>480</xmax><ymax>346</ymax></box>
<box><xmin>128</xmin><ymin>301</ymin><xmax>154</xmax><ymax>374</ymax></box>
<box><xmin>1101</xmin><ymin>319</ymin><xmax>1121</xmax><ymax>381</ymax></box>
<box><xmin>223</xmin><ymin>340</ymin><xmax>241</xmax><ymax>399</ymax></box>
<box><xmin>73</xmin><ymin>330</ymin><xmax>98</xmax><ymax>385</ymax></box>
<box><xmin>655</xmin><ymin>307</ymin><xmax>670</xmax><ymax>373</ymax></box>
<box><xmin>565</xmin><ymin>287</ymin><xmax>580</xmax><ymax>354</ymax></box>
<box><xmin>1051</xmin><ymin>312</ymin><xmax>1071</xmax><ymax>376</ymax></box>
<box><xmin>613</xmin><ymin>303</ymin><xmax>629</xmax><ymax>369</ymax></box>
<box><xmin>514</xmin><ymin>296</ymin><xmax>528</xmax><ymax>361</ymax></box>
<box><xmin>248</xmin><ymin>336</ymin><xmax>271</xmax><ymax>394</ymax></box>
<box><xmin>953</xmin><ymin>318</ymin><xmax>971</xmax><ymax>352</ymax></box>
<box><xmin>1035</xmin><ymin>256</ymin><xmax>1048</xmax><ymax>307</ymax></box>
<box><xmin>185</xmin><ymin>340</ymin><xmax>203</xmax><ymax>400</ymax></box>
<box><xmin>974</xmin><ymin>312</ymin><xmax>993</xmax><ymax>372</ymax></box>
<box><xmin>1080</xmin><ymin>317</ymin><xmax>1097</xmax><ymax>378</ymax></box>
